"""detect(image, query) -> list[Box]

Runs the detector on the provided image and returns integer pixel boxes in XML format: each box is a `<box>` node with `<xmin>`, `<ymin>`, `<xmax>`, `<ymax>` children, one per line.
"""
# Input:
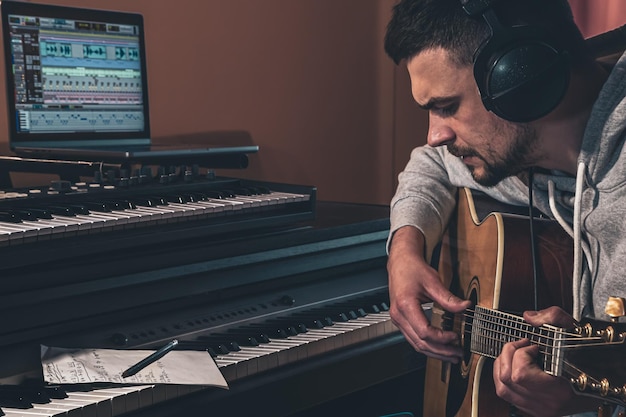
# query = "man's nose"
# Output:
<box><xmin>427</xmin><ymin>117</ymin><xmax>455</xmax><ymax>147</ymax></box>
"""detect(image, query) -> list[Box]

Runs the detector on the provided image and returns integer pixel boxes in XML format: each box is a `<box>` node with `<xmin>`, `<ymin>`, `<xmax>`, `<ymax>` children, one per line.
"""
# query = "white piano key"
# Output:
<box><xmin>205</xmin><ymin>198</ymin><xmax>242</xmax><ymax>211</ymax></box>
<box><xmin>64</xmin><ymin>391</ymin><xmax>114</xmax><ymax>417</ymax></box>
<box><xmin>0</xmin><ymin>222</ymin><xmax>44</xmax><ymax>242</ymax></box>
<box><xmin>19</xmin><ymin>219</ymin><xmax>70</xmax><ymax>238</ymax></box>
<box><xmin>161</xmin><ymin>202</ymin><xmax>204</xmax><ymax>218</ymax></box>
<box><xmin>234</xmin><ymin>346</ymin><xmax>280</xmax><ymax>373</ymax></box>
<box><xmin>0</xmin><ymin>408</ymin><xmax>56</xmax><ymax>417</ymax></box>
<box><xmin>88</xmin><ymin>386</ymin><xmax>138</xmax><ymax>416</ymax></box>
<box><xmin>118</xmin><ymin>206</ymin><xmax>166</xmax><ymax>225</ymax></box>
<box><xmin>49</xmin><ymin>215</ymin><xmax>94</xmax><ymax>234</ymax></box>
<box><xmin>0</xmin><ymin>225</ymin><xmax>26</xmax><ymax>244</ymax></box>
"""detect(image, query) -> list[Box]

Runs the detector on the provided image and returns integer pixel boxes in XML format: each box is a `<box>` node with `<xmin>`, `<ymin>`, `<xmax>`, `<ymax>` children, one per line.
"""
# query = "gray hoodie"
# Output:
<box><xmin>389</xmin><ymin>50</ymin><xmax>626</xmax><ymax>323</ymax></box>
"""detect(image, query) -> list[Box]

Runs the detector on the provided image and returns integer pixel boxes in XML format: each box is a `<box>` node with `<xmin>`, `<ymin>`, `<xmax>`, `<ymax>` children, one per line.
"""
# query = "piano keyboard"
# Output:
<box><xmin>0</xmin><ymin>296</ymin><xmax>397</xmax><ymax>417</ymax></box>
<box><xmin>0</xmin><ymin>178</ymin><xmax>313</xmax><ymax>247</ymax></box>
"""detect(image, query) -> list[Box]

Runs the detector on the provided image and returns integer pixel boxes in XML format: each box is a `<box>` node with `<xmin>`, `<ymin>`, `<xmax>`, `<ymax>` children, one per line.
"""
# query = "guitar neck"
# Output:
<box><xmin>468</xmin><ymin>306</ymin><xmax>566</xmax><ymax>376</ymax></box>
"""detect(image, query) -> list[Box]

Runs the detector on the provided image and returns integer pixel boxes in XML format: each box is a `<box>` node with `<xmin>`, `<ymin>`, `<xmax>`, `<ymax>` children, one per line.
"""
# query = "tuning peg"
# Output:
<box><xmin>605</xmin><ymin>297</ymin><xmax>626</xmax><ymax>323</ymax></box>
<box><xmin>574</xmin><ymin>374</ymin><xmax>626</xmax><ymax>405</ymax></box>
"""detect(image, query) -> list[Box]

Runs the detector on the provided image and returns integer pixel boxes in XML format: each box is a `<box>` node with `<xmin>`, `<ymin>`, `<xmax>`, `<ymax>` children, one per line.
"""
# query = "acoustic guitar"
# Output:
<box><xmin>423</xmin><ymin>187</ymin><xmax>626</xmax><ymax>417</ymax></box>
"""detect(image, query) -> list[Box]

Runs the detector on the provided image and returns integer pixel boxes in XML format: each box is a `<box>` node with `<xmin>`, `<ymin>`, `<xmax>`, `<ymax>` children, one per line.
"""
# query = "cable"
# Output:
<box><xmin>527</xmin><ymin>168</ymin><xmax>539</xmax><ymax>311</ymax></box>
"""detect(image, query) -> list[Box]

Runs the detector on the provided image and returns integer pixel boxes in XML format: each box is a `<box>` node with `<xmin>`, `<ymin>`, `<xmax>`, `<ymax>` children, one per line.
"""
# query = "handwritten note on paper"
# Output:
<box><xmin>41</xmin><ymin>346</ymin><xmax>228</xmax><ymax>388</ymax></box>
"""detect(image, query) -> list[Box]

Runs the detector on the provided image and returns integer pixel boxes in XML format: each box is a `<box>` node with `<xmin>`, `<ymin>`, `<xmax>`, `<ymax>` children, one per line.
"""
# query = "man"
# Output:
<box><xmin>384</xmin><ymin>0</ymin><xmax>626</xmax><ymax>416</ymax></box>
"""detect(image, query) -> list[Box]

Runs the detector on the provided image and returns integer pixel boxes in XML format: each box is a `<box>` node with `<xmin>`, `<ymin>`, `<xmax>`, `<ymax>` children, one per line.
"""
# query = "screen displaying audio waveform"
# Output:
<box><xmin>7</xmin><ymin>12</ymin><xmax>147</xmax><ymax>135</ymax></box>
<box><xmin>18</xmin><ymin>109</ymin><xmax>144</xmax><ymax>133</ymax></box>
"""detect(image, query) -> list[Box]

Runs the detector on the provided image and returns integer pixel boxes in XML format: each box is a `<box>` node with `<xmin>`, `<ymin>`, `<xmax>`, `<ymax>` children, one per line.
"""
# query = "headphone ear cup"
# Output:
<box><xmin>473</xmin><ymin>28</ymin><xmax>570</xmax><ymax>123</ymax></box>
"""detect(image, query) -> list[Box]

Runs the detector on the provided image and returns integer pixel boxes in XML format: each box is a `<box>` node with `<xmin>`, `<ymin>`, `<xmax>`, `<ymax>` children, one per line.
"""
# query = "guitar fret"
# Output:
<box><xmin>469</xmin><ymin>306</ymin><xmax>565</xmax><ymax>376</ymax></box>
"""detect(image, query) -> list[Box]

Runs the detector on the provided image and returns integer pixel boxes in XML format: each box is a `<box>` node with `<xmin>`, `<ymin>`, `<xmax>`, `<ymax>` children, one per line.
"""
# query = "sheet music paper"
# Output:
<box><xmin>41</xmin><ymin>345</ymin><xmax>229</xmax><ymax>388</ymax></box>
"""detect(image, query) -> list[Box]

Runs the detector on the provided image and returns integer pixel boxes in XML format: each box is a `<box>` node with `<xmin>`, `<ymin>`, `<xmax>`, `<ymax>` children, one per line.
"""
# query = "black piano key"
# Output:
<box><xmin>308</xmin><ymin>319</ymin><xmax>327</xmax><ymax>329</ymax></box>
<box><xmin>67</xmin><ymin>204</ymin><xmax>91</xmax><ymax>215</ymax></box>
<box><xmin>48</xmin><ymin>206</ymin><xmax>76</xmax><ymax>216</ymax></box>
<box><xmin>42</xmin><ymin>384</ymin><xmax>68</xmax><ymax>399</ymax></box>
<box><xmin>166</xmin><ymin>195</ymin><xmax>186</xmax><ymax>204</ymax></box>
<box><xmin>194</xmin><ymin>338</ymin><xmax>241</xmax><ymax>353</ymax></box>
<box><xmin>132</xmin><ymin>197</ymin><xmax>160</xmax><ymax>207</ymax></box>
<box><xmin>293</xmin><ymin>323</ymin><xmax>307</xmax><ymax>333</ymax></box>
<box><xmin>83</xmin><ymin>201</ymin><xmax>112</xmax><ymax>212</ymax></box>
<box><xmin>221</xmin><ymin>328</ymin><xmax>271</xmax><ymax>344</ymax></box>
<box><xmin>210</xmin><ymin>333</ymin><xmax>260</xmax><ymax>347</ymax></box>
<box><xmin>287</xmin><ymin>312</ymin><xmax>334</xmax><ymax>328</ymax></box>
<box><xmin>265</xmin><ymin>319</ymin><xmax>307</xmax><ymax>334</ymax></box>
<box><xmin>336</xmin><ymin>312</ymin><xmax>350</xmax><ymax>322</ymax></box>
<box><xmin>0</xmin><ymin>397</ymin><xmax>32</xmax><ymax>409</ymax></box>
<box><xmin>103</xmin><ymin>200</ymin><xmax>132</xmax><ymax>211</ymax></box>
<box><xmin>30</xmin><ymin>208</ymin><xmax>54</xmax><ymax>219</ymax></box>
<box><xmin>167</xmin><ymin>194</ymin><xmax>195</xmax><ymax>204</ymax></box>
<box><xmin>1</xmin><ymin>211</ymin><xmax>26</xmax><ymax>222</ymax></box>
<box><xmin>22</xmin><ymin>380</ymin><xmax>67</xmax><ymax>400</ymax></box>
<box><xmin>0</xmin><ymin>384</ymin><xmax>52</xmax><ymax>408</ymax></box>
<box><xmin>233</xmin><ymin>188</ymin><xmax>252</xmax><ymax>196</ymax></box>
<box><xmin>290</xmin><ymin>297</ymin><xmax>382</xmax><ymax>326</ymax></box>
<box><xmin>177</xmin><ymin>340</ymin><xmax>226</xmax><ymax>354</ymax></box>
<box><xmin>296</xmin><ymin>304</ymin><xmax>347</xmax><ymax>319</ymax></box>
<box><xmin>205</xmin><ymin>191</ymin><xmax>225</xmax><ymax>199</ymax></box>
<box><xmin>246</xmin><ymin>324</ymin><xmax>291</xmax><ymax>339</ymax></box>
<box><xmin>151</xmin><ymin>196</ymin><xmax>169</xmax><ymax>205</ymax></box>
<box><xmin>189</xmin><ymin>192</ymin><xmax>207</xmax><ymax>202</ymax></box>
<box><xmin>215</xmin><ymin>344</ymin><xmax>231</xmax><ymax>354</ymax></box>
<box><xmin>323</xmin><ymin>297</ymin><xmax>385</xmax><ymax>318</ymax></box>
<box><xmin>116</xmin><ymin>200</ymin><xmax>137</xmax><ymax>210</ymax></box>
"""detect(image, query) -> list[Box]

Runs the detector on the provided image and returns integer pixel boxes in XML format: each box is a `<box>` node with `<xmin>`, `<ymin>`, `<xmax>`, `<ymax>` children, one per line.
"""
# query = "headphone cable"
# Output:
<box><xmin>528</xmin><ymin>168</ymin><xmax>540</xmax><ymax>311</ymax></box>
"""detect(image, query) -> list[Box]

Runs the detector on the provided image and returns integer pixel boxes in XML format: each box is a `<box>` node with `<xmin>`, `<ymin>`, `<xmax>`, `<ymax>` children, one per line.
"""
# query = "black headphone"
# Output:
<box><xmin>460</xmin><ymin>0</ymin><xmax>570</xmax><ymax>122</ymax></box>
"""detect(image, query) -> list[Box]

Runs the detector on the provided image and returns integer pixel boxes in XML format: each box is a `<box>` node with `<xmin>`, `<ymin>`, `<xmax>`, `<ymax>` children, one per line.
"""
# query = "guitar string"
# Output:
<box><xmin>456</xmin><ymin>326</ymin><xmax>618</xmax><ymax>350</ymax></box>
<box><xmin>447</xmin><ymin>328</ymin><xmax>613</xmax><ymax>388</ymax></box>
<box><xmin>444</xmin><ymin>327</ymin><xmax>610</xmax><ymax>386</ymax></box>
<box><xmin>452</xmin><ymin>312</ymin><xmax>608</xmax><ymax>344</ymax></box>
<box><xmin>436</xmin><ymin>312</ymin><xmax>625</xmax><ymax>391</ymax></box>
<box><xmin>439</xmin><ymin>310</ymin><xmax>621</xmax><ymax>346</ymax></box>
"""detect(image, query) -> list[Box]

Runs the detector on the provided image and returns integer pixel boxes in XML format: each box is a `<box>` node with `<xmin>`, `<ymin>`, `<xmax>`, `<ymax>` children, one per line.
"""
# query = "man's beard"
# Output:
<box><xmin>449</xmin><ymin>123</ymin><xmax>538</xmax><ymax>187</ymax></box>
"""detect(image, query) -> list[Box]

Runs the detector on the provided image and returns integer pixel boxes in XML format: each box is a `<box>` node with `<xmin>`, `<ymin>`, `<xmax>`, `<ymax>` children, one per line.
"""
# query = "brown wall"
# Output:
<box><xmin>0</xmin><ymin>0</ymin><xmax>422</xmax><ymax>206</ymax></box>
<box><xmin>570</xmin><ymin>0</ymin><xmax>626</xmax><ymax>38</ymax></box>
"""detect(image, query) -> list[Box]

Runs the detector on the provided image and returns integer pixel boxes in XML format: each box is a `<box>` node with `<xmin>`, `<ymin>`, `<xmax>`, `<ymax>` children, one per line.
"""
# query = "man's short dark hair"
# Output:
<box><xmin>384</xmin><ymin>0</ymin><xmax>588</xmax><ymax>67</ymax></box>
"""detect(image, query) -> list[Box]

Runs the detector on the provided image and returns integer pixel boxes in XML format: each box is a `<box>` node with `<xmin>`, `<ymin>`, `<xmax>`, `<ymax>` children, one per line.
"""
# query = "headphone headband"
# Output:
<box><xmin>460</xmin><ymin>0</ymin><xmax>499</xmax><ymax>18</ymax></box>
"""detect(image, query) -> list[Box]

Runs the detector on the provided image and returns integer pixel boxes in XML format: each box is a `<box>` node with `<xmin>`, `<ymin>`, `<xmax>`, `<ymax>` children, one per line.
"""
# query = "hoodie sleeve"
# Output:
<box><xmin>388</xmin><ymin>145</ymin><xmax>458</xmax><ymax>261</ymax></box>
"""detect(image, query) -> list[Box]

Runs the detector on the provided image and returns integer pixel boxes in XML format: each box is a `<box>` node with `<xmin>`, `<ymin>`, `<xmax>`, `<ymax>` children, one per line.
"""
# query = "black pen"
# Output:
<box><xmin>121</xmin><ymin>339</ymin><xmax>179</xmax><ymax>378</ymax></box>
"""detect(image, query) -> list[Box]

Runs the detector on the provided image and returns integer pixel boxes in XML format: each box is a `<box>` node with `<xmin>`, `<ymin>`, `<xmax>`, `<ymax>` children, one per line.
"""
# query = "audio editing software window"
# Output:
<box><xmin>7</xmin><ymin>12</ymin><xmax>146</xmax><ymax>134</ymax></box>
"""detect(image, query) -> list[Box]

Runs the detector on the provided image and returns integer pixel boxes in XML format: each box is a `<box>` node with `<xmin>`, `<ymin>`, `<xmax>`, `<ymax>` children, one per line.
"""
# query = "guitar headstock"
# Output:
<box><xmin>565</xmin><ymin>310</ymin><xmax>626</xmax><ymax>406</ymax></box>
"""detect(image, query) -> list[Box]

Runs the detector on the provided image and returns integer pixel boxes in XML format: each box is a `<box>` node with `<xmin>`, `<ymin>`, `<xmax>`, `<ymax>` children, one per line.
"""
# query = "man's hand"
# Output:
<box><xmin>493</xmin><ymin>306</ymin><xmax>599</xmax><ymax>417</ymax></box>
<box><xmin>387</xmin><ymin>226</ymin><xmax>471</xmax><ymax>362</ymax></box>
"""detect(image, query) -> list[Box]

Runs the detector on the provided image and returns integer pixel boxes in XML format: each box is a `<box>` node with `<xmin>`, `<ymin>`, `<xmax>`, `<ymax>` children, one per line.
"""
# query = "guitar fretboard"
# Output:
<box><xmin>469</xmin><ymin>306</ymin><xmax>566</xmax><ymax>376</ymax></box>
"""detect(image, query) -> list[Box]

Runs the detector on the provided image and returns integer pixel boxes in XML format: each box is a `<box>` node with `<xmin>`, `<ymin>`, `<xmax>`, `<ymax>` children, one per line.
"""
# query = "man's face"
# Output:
<box><xmin>407</xmin><ymin>48</ymin><xmax>540</xmax><ymax>186</ymax></box>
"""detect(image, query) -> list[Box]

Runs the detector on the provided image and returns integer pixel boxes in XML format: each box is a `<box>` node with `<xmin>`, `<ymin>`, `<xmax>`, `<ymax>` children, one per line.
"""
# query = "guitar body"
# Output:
<box><xmin>423</xmin><ymin>188</ymin><xmax>574</xmax><ymax>417</ymax></box>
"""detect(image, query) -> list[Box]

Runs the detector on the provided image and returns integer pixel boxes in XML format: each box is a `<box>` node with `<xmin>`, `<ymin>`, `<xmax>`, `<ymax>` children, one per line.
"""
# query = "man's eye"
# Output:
<box><xmin>437</xmin><ymin>104</ymin><xmax>457</xmax><ymax>116</ymax></box>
